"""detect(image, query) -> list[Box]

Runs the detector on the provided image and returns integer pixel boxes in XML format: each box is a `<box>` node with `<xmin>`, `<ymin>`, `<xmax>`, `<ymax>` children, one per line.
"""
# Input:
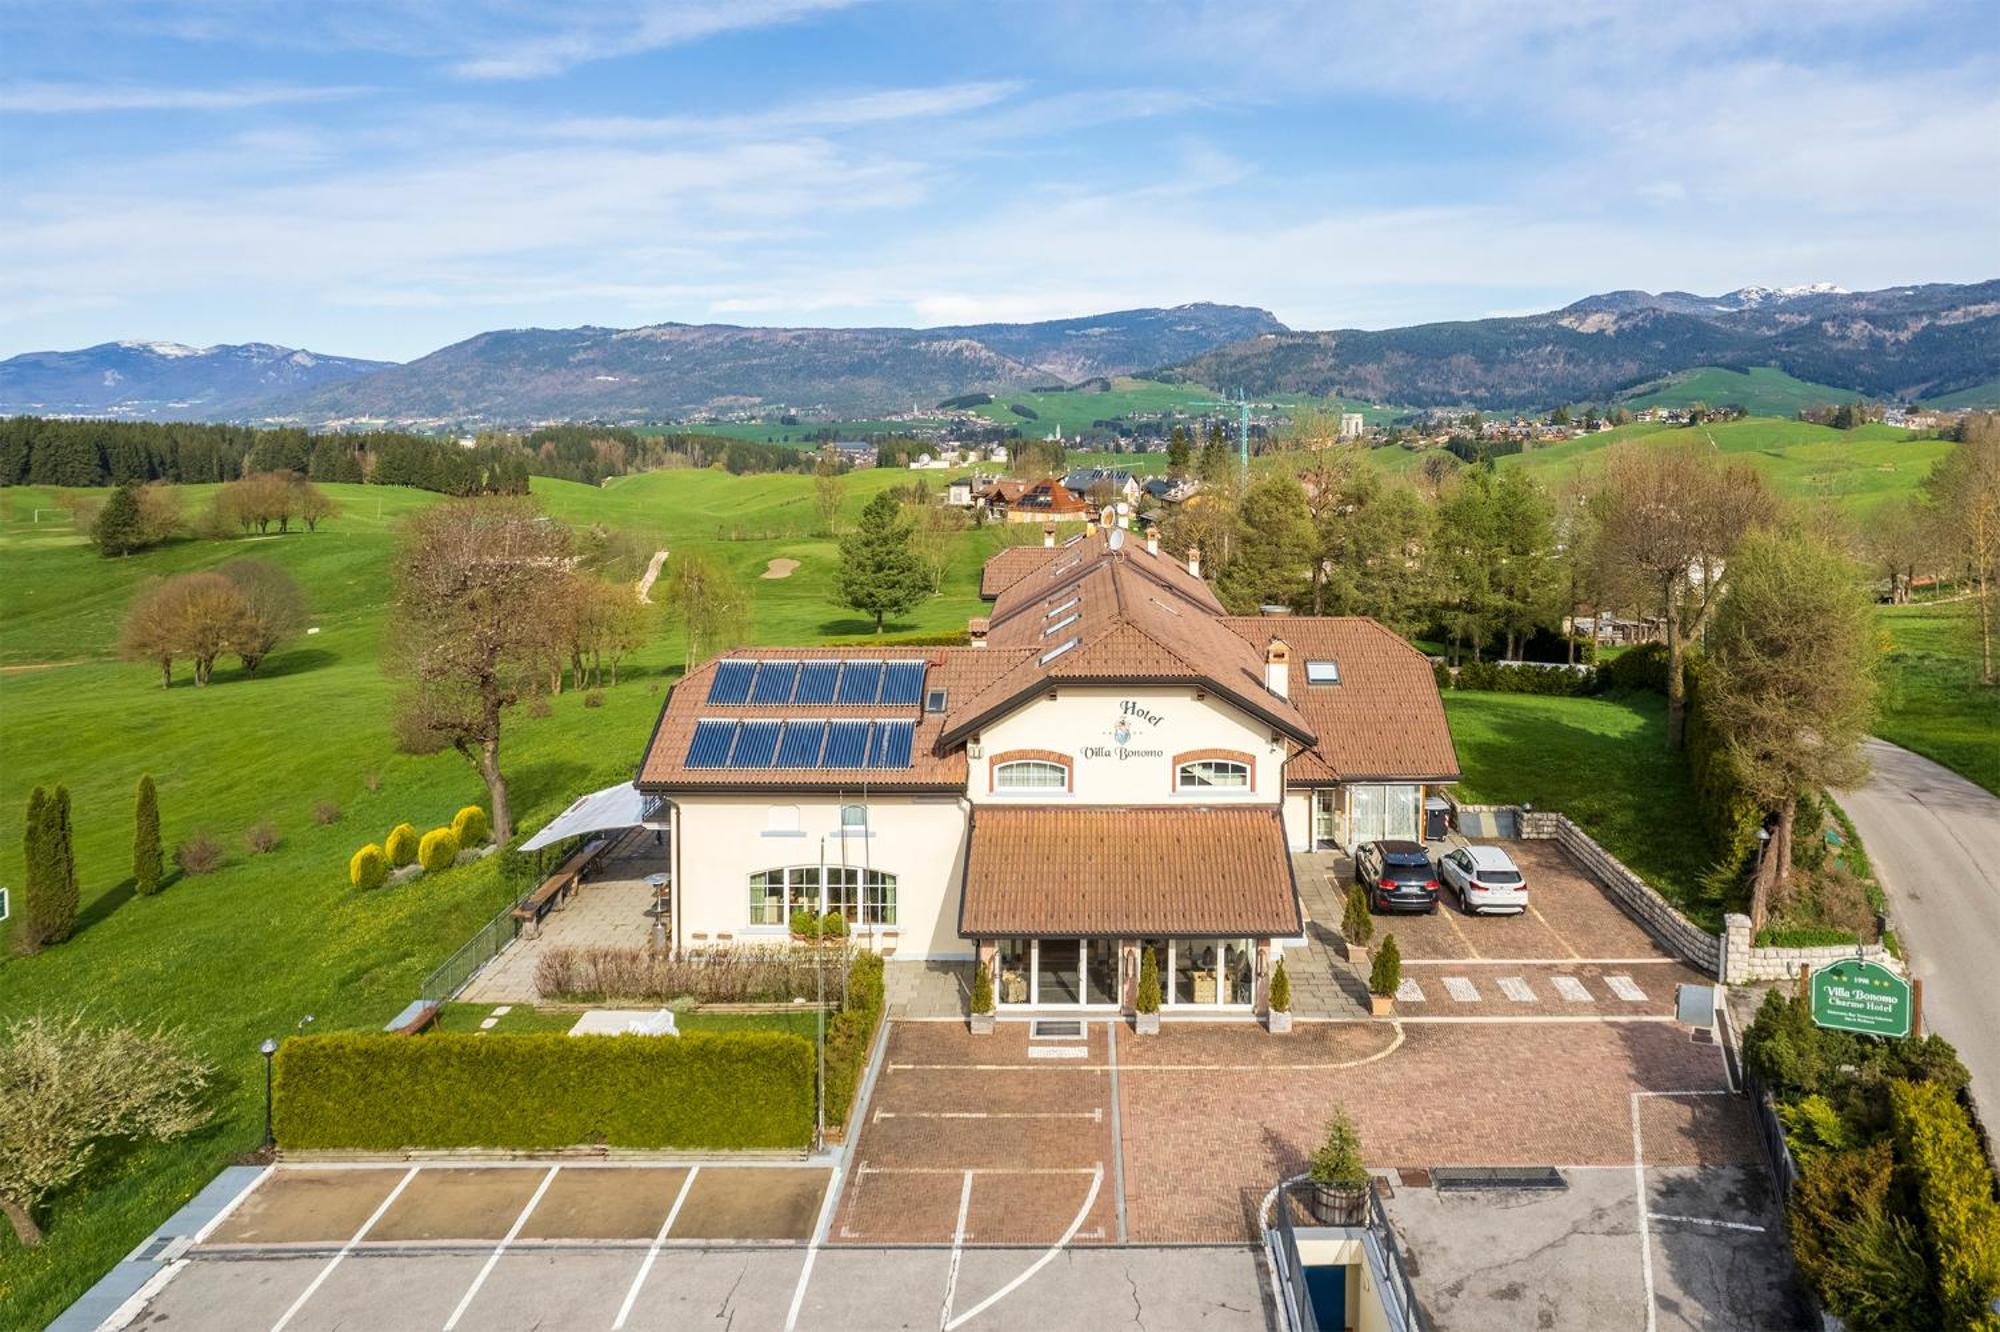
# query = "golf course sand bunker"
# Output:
<box><xmin>762</xmin><ymin>558</ymin><xmax>799</xmax><ymax>579</ymax></box>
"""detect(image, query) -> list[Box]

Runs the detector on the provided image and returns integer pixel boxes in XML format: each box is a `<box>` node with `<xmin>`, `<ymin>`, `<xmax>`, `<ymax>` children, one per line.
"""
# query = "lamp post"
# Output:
<box><xmin>259</xmin><ymin>1038</ymin><xmax>279</xmax><ymax>1151</ymax></box>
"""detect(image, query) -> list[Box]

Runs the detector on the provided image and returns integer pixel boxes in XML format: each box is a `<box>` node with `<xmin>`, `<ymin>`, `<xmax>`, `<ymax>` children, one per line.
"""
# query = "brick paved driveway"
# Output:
<box><xmin>1378</xmin><ymin>840</ymin><xmax>1665</xmax><ymax>961</ymax></box>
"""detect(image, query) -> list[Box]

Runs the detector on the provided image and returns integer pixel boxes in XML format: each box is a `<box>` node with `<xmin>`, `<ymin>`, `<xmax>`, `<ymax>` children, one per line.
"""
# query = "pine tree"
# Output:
<box><xmin>134</xmin><ymin>774</ymin><xmax>163</xmax><ymax>896</ymax></box>
<box><xmin>92</xmin><ymin>482</ymin><xmax>145</xmax><ymax>557</ymax></box>
<box><xmin>835</xmin><ymin>490</ymin><xmax>929</xmax><ymax>633</ymax></box>
<box><xmin>1167</xmin><ymin>426</ymin><xmax>1192</xmax><ymax>478</ymax></box>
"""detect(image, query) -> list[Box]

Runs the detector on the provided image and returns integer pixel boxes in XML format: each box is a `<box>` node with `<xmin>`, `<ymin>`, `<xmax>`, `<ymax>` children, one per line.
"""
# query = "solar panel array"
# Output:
<box><xmin>685</xmin><ymin>718</ymin><xmax>918</xmax><ymax>770</ymax></box>
<box><xmin>706</xmin><ymin>659</ymin><xmax>926</xmax><ymax>706</ymax></box>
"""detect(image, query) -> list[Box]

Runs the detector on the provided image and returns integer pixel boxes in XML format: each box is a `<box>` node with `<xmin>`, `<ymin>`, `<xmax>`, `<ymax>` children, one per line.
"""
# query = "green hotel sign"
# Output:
<box><xmin>1809</xmin><ymin>958</ymin><xmax>1913</xmax><ymax>1038</ymax></box>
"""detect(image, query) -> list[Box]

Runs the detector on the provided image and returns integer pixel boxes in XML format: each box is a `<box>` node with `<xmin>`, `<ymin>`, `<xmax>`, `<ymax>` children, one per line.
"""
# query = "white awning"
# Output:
<box><xmin>519</xmin><ymin>781</ymin><xmax>665</xmax><ymax>852</ymax></box>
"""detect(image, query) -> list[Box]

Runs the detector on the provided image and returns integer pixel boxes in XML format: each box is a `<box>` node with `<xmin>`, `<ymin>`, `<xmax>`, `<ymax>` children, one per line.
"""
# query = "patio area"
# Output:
<box><xmin>1288</xmin><ymin>851</ymin><xmax>1372</xmax><ymax>1020</ymax></box>
<box><xmin>459</xmin><ymin>832</ymin><xmax>670</xmax><ymax>1005</ymax></box>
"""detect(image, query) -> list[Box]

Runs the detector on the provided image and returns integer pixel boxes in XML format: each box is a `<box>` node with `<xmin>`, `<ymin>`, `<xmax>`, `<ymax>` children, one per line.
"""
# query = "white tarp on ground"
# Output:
<box><xmin>519</xmin><ymin>781</ymin><xmax>662</xmax><ymax>851</ymax></box>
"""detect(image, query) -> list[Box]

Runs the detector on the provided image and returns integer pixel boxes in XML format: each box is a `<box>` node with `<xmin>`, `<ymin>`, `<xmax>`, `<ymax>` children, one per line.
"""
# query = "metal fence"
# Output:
<box><xmin>1268</xmin><ymin>1185</ymin><xmax>1322</xmax><ymax>1332</ymax></box>
<box><xmin>421</xmin><ymin>900</ymin><xmax>522</xmax><ymax>1004</ymax></box>
<box><xmin>1368</xmin><ymin>1181</ymin><xmax>1423</xmax><ymax>1329</ymax></box>
<box><xmin>1267</xmin><ymin>1180</ymin><xmax>1424</xmax><ymax>1332</ymax></box>
<box><xmin>1744</xmin><ymin>1070</ymin><xmax>1800</xmax><ymax>1207</ymax></box>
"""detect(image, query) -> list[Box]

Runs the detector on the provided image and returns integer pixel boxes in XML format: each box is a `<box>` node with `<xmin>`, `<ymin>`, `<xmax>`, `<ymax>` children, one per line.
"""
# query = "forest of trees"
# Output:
<box><xmin>505</xmin><ymin>426</ymin><xmax>822</xmax><ymax>484</ymax></box>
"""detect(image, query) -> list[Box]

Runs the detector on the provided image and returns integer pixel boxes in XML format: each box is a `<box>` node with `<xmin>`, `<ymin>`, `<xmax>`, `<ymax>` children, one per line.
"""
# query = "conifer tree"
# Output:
<box><xmin>134</xmin><ymin>775</ymin><xmax>163</xmax><ymax>896</ymax></box>
<box><xmin>91</xmin><ymin>483</ymin><xmax>145</xmax><ymax>557</ymax></box>
<box><xmin>46</xmin><ymin>787</ymin><xmax>79</xmax><ymax>945</ymax></box>
<box><xmin>835</xmin><ymin>490</ymin><xmax>929</xmax><ymax>633</ymax></box>
<box><xmin>16</xmin><ymin>788</ymin><xmax>49</xmax><ymax>953</ymax></box>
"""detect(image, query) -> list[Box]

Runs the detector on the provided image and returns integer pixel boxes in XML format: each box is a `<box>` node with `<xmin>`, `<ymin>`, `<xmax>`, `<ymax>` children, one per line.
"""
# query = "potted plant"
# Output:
<box><xmin>969</xmin><ymin>961</ymin><xmax>996</xmax><ymax>1034</ymax></box>
<box><xmin>1267</xmin><ymin>956</ymin><xmax>1293</xmax><ymax>1034</ymax></box>
<box><xmin>1368</xmin><ymin>933</ymin><xmax>1401</xmax><ymax>1018</ymax></box>
<box><xmin>1305</xmin><ymin>1108</ymin><xmax>1370</xmax><ymax>1224</ymax></box>
<box><xmin>1342</xmin><ymin>883</ymin><xmax>1374</xmax><ymax>968</ymax></box>
<box><xmin>1134</xmin><ymin>947</ymin><xmax>1162</xmax><ymax>1035</ymax></box>
<box><xmin>820</xmin><ymin>910</ymin><xmax>849</xmax><ymax>942</ymax></box>
<box><xmin>789</xmin><ymin>908</ymin><xmax>820</xmax><ymax>942</ymax></box>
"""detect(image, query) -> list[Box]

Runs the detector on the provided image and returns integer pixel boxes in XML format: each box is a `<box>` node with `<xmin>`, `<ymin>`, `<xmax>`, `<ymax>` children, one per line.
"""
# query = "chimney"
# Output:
<box><xmin>1145</xmin><ymin>526</ymin><xmax>1160</xmax><ymax>557</ymax></box>
<box><xmin>1187</xmin><ymin>544</ymin><xmax>1202</xmax><ymax>579</ymax></box>
<box><xmin>1265</xmin><ymin>639</ymin><xmax>1291</xmax><ymax>697</ymax></box>
<box><xmin>1042</xmin><ymin>524</ymin><xmax>1057</xmax><ymax>549</ymax></box>
<box><xmin>968</xmin><ymin>616</ymin><xmax>990</xmax><ymax>648</ymax></box>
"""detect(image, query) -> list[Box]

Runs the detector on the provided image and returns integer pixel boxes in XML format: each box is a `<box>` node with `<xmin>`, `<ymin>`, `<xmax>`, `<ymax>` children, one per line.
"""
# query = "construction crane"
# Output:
<box><xmin>1187</xmin><ymin>388</ymin><xmax>1281</xmax><ymax>477</ymax></box>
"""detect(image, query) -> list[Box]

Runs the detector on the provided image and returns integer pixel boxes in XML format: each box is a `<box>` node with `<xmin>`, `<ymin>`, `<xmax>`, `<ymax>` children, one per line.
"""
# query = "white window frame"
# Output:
<box><xmin>992</xmin><ymin>938</ymin><xmax>1120</xmax><ymax>1009</ymax></box>
<box><xmin>1176</xmin><ymin>758</ymin><xmax>1251</xmax><ymax>792</ymax></box>
<box><xmin>746</xmin><ymin>864</ymin><xmax>898</xmax><ymax>928</ymax></box>
<box><xmin>994</xmin><ymin>759</ymin><xmax>1069</xmax><ymax>793</ymax></box>
<box><xmin>1157</xmin><ymin>937</ymin><xmax>1255</xmax><ymax>1009</ymax></box>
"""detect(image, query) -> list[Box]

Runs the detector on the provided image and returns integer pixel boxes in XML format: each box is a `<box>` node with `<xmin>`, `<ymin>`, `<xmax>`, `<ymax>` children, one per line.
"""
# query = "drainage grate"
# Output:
<box><xmin>1431</xmin><ymin>1167</ymin><xmax>1566</xmax><ymax>1193</ymax></box>
<box><xmin>1030</xmin><ymin>1019</ymin><xmax>1085</xmax><ymax>1039</ymax></box>
<box><xmin>130</xmin><ymin>1235</ymin><xmax>192</xmax><ymax>1263</ymax></box>
<box><xmin>1397</xmin><ymin>1167</ymin><xmax>1432</xmax><ymax>1188</ymax></box>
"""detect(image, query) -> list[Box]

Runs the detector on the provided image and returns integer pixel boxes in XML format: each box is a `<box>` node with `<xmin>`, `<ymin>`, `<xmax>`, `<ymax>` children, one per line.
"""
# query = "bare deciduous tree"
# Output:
<box><xmin>219</xmin><ymin>559</ymin><xmax>307</xmax><ymax>673</ymax></box>
<box><xmin>389</xmin><ymin>498</ymin><xmax>573</xmax><ymax>842</ymax></box>
<box><xmin>0</xmin><ymin>1013</ymin><xmax>213</xmax><ymax>1247</ymax></box>
<box><xmin>118</xmin><ymin>571</ymin><xmax>257</xmax><ymax>686</ymax></box>
<box><xmin>1591</xmin><ymin>442</ymin><xmax>1776</xmax><ymax>748</ymax></box>
<box><xmin>813</xmin><ymin>455</ymin><xmax>844</xmax><ymax>536</ymax></box>
<box><xmin>1927</xmin><ymin>413</ymin><xmax>2000</xmax><ymax>683</ymax></box>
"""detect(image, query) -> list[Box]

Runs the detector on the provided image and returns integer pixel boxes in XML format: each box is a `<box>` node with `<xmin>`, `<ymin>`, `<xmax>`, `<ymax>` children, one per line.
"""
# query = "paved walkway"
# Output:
<box><xmin>461</xmin><ymin>833</ymin><xmax>668</xmax><ymax>1004</ymax></box>
<box><xmin>884</xmin><ymin>958</ymin><xmax>971</xmax><ymax>1019</ymax></box>
<box><xmin>1289</xmin><ymin>852</ymin><xmax>1371</xmax><ymax>1019</ymax></box>
<box><xmin>1840</xmin><ymin>738</ymin><xmax>2000</xmax><ymax>1122</ymax></box>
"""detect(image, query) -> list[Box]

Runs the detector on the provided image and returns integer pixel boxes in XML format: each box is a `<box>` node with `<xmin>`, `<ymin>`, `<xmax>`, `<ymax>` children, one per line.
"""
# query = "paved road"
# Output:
<box><xmin>1840</xmin><ymin>739</ymin><xmax>2000</xmax><ymax>1118</ymax></box>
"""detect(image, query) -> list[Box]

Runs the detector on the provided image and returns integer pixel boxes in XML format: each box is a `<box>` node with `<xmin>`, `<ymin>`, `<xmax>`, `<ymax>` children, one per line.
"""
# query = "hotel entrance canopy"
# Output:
<box><xmin>959</xmin><ymin>804</ymin><xmax>1303</xmax><ymax>938</ymax></box>
<box><xmin>518</xmin><ymin>782</ymin><xmax>666</xmax><ymax>852</ymax></box>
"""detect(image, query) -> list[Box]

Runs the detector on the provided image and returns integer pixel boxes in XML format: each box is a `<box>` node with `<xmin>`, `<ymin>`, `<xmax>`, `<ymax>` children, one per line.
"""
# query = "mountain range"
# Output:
<box><xmin>2</xmin><ymin>283</ymin><xmax>1995</xmax><ymax>426</ymax></box>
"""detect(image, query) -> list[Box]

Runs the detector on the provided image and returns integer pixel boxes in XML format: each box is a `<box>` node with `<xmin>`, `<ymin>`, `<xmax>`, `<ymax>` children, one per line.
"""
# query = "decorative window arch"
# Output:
<box><xmin>1172</xmin><ymin>749</ymin><xmax>1256</xmax><ymax>793</ymax></box>
<box><xmin>989</xmin><ymin>749</ymin><xmax>1073</xmax><ymax>793</ymax></box>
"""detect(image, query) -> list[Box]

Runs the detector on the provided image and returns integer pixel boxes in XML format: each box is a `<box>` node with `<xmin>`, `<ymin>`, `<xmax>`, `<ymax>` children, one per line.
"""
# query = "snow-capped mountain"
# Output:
<box><xmin>0</xmin><ymin>340</ymin><xmax>394</xmax><ymax>419</ymax></box>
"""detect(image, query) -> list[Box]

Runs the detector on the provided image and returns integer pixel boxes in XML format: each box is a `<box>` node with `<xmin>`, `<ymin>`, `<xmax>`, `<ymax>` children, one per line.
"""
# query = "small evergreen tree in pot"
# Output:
<box><xmin>1307</xmin><ymin>1107</ymin><xmax>1370</xmax><ymax>1223</ymax></box>
<box><xmin>1342</xmin><ymin>884</ymin><xmax>1374</xmax><ymax>963</ymax></box>
<box><xmin>1368</xmin><ymin>934</ymin><xmax>1401</xmax><ymax>1016</ymax></box>
<box><xmin>1135</xmin><ymin>947</ymin><xmax>1162</xmax><ymax>1034</ymax></box>
<box><xmin>969</xmin><ymin>961</ymin><xmax>995</xmax><ymax>1034</ymax></box>
<box><xmin>1267</xmin><ymin>956</ymin><xmax>1293</xmax><ymax>1034</ymax></box>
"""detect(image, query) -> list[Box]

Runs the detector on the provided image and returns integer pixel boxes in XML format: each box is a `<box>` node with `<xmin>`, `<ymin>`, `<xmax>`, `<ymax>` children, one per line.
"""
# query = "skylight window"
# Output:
<box><xmin>1044</xmin><ymin>596</ymin><xmax>1079</xmax><ymax>618</ymax></box>
<box><xmin>1039</xmin><ymin>637</ymin><xmax>1079</xmax><ymax>665</ymax></box>
<box><xmin>1043</xmin><ymin>613</ymin><xmax>1079</xmax><ymax>636</ymax></box>
<box><xmin>1305</xmin><ymin>661</ymin><xmax>1341</xmax><ymax>685</ymax></box>
<box><xmin>1062</xmin><ymin>532</ymin><xmax>1086</xmax><ymax>547</ymax></box>
<box><xmin>1148</xmin><ymin>597</ymin><xmax>1182</xmax><ymax>616</ymax></box>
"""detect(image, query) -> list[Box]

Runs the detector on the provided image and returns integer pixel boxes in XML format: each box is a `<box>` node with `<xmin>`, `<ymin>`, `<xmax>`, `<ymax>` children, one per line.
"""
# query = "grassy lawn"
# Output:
<box><xmin>1443</xmin><ymin>689</ymin><xmax>1725</xmax><ymax>927</ymax></box>
<box><xmin>1875</xmin><ymin>602</ymin><xmax>2000</xmax><ymax>796</ymax></box>
<box><xmin>1617</xmin><ymin>365</ymin><xmax>1856</xmax><ymax>417</ymax></box>
<box><xmin>0</xmin><ymin>468</ymin><xmax>998</xmax><ymax>1324</ymax></box>
<box><xmin>436</xmin><ymin>1003</ymin><xmax>827</xmax><ymax>1039</ymax></box>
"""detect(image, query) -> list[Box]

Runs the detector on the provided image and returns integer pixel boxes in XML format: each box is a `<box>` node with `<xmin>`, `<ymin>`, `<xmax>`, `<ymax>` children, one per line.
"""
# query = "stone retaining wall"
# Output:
<box><xmin>1721</xmin><ymin>913</ymin><xmax>1906</xmax><ymax>984</ymax></box>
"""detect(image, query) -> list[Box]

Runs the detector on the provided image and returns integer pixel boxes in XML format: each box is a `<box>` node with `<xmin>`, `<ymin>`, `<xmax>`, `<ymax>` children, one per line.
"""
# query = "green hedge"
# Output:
<box><xmin>1450</xmin><ymin>659</ymin><xmax>1599</xmax><ymax>696</ymax></box>
<box><xmin>824</xmin><ymin>952</ymin><xmax>885</xmax><ymax>1130</ymax></box>
<box><xmin>1892</xmin><ymin>1080</ymin><xmax>2000</xmax><ymax>1329</ymax></box>
<box><xmin>274</xmin><ymin>1030</ymin><xmax>813</xmax><ymax>1150</ymax></box>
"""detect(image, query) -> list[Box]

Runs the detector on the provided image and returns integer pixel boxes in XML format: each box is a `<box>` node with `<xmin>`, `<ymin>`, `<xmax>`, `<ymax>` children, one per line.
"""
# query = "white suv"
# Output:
<box><xmin>1438</xmin><ymin>845</ymin><xmax>1529</xmax><ymax>915</ymax></box>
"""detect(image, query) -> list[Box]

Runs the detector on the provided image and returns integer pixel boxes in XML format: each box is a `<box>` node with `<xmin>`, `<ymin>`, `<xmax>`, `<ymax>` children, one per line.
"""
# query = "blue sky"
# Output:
<box><xmin>3</xmin><ymin>0</ymin><xmax>1997</xmax><ymax>361</ymax></box>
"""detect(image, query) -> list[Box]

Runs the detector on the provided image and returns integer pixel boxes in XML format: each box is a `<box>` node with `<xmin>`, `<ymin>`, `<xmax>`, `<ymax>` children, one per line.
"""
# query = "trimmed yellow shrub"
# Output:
<box><xmin>384</xmin><ymin>822</ymin><xmax>419</xmax><ymax>867</ymax></box>
<box><xmin>418</xmin><ymin>826</ymin><xmax>459</xmax><ymax>874</ymax></box>
<box><xmin>451</xmin><ymin>805</ymin><xmax>490</xmax><ymax>847</ymax></box>
<box><xmin>1891</xmin><ymin>1079</ymin><xmax>2000</xmax><ymax>1328</ymax></box>
<box><xmin>349</xmin><ymin>843</ymin><xmax>388</xmax><ymax>890</ymax></box>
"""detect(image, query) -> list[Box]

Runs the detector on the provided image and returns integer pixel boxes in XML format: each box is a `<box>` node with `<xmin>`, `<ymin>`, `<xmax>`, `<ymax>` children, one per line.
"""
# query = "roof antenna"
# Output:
<box><xmin>1108</xmin><ymin>527</ymin><xmax>1126</xmax><ymax>551</ymax></box>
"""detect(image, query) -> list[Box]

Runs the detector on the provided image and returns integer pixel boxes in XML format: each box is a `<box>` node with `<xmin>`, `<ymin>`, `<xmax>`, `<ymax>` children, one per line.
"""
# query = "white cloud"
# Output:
<box><xmin>448</xmin><ymin>0</ymin><xmax>864</xmax><ymax>79</ymax></box>
<box><xmin>0</xmin><ymin>81</ymin><xmax>369</xmax><ymax>113</ymax></box>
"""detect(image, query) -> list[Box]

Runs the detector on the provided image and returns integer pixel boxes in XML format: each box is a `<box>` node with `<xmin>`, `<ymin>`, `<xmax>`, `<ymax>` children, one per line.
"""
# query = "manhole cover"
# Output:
<box><xmin>1397</xmin><ymin>1167</ymin><xmax>1432</xmax><ymax>1188</ymax></box>
<box><xmin>1432</xmin><ymin>1167</ymin><xmax>1566</xmax><ymax>1192</ymax></box>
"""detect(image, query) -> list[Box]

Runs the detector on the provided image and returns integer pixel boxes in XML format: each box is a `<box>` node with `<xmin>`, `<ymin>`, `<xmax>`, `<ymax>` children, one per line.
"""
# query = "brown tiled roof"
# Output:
<box><xmin>960</xmin><ymin>804</ymin><xmax>1302</xmax><ymax>937</ymax></box>
<box><xmin>979</xmin><ymin>543</ymin><xmax>1064</xmax><ymax>599</ymax></box>
<box><xmin>944</xmin><ymin>535</ymin><xmax>1313</xmax><ymax>745</ymax></box>
<box><xmin>1218</xmin><ymin>617</ymin><xmax>1461</xmax><ymax>783</ymax></box>
<box><xmin>635</xmin><ymin>645</ymin><xmax>1031</xmax><ymax>791</ymax></box>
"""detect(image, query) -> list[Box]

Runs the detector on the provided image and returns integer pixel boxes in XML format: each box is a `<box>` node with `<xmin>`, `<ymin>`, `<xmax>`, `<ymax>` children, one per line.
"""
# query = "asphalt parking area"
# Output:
<box><xmin>1382</xmin><ymin>1164</ymin><xmax>1811</xmax><ymax>1329</ymax></box>
<box><xmin>1382</xmin><ymin>839</ymin><xmax>1666</xmax><ymax>962</ymax></box>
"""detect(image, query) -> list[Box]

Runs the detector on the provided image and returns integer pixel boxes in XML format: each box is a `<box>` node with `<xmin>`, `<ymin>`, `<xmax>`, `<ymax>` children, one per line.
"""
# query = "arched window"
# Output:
<box><xmin>995</xmin><ymin>759</ymin><xmax>1069</xmax><ymax>791</ymax></box>
<box><xmin>1177</xmin><ymin>758</ymin><xmax>1251</xmax><ymax>791</ymax></box>
<box><xmin>748</xmin><ymin>865</ymin><xmax>897</xmax><ymax>926</ymax></box>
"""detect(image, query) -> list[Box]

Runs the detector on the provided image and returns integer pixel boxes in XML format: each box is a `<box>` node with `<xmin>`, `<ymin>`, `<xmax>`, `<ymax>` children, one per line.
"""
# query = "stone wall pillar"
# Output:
<box><xmin>1254</xmin><ymin>939</ymin><xmax>1272</xmax><ymax>1014</ymax></box>
<box><xmin>1119</xmin><ymin>940</ymin><xmax>1140</xmax><ymax>1014</ymax></box>
<box><xmin>1722</xmin><ymin>913</ymin><xmax>1752</xmax><ymax>986</ymax></box>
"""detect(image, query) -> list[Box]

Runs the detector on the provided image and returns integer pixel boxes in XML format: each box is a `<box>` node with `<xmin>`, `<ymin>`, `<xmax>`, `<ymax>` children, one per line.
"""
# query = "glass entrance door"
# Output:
<box><xmin>1313</xmin><ymin>788</ymin><xmax>1340</xmax><ymax>850</ymax></box>
<box><xmin>1036</xmin><ymin>939</ymin><xmax>1082</xmax><ymax>1005</ymax></box>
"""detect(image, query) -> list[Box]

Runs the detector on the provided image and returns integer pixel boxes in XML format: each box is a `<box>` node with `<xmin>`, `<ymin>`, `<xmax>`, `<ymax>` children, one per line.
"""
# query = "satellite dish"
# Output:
<box><xmin>1108</xmin><ymin>527</ymin><xmax>1126</xmax><ymax>551</ymax></box>
<box><xmin>1115</xmin><ymin>501</ymin><xmax>1131</xmax><ymax>515</ymax></box>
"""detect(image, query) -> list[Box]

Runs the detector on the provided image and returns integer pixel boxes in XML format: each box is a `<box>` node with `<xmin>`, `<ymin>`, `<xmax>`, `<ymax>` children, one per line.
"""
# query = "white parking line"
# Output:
<box><xmin>938</xmin><ymin>1171</ymin><xmax>974</xmax><ymax>1329</ymax></box>
<box><xmin>1443</xmin><ymin>976</ymin><xmax>1480</xmax><ymax>1002</ymax></box>
<box><xmin>1498</xmin><ymin>976</ymin><xmax>1535</xmax><ymax>1003</ymax></box>
<box><xmin>270</xmin><ymin>1165</ymin><xmax>418</xmax><ymax>1332</ymax></box>
<box><xmin>1552</xmin><ymin>975</ymin><xmax>1593</xmax><ymax>1003</ymax></box>
<box><xmin>1631</xmin><ymin>1089</ymin><xmax>1736</xmax><ymax>1332</ymax></box>
<box><xmin>942</xmin><ymin>1165</ymin><xmax>1103</xmax><ymax>1332</ymax></box>
<box><xmin>613</xmin><ymin>1166</ymin><xmax>699</xmax><ymax>1330</ymax></box>
<box><xmin>1606</xmin><ymin>974</ymin><xmax>1648</xmax><ymax>1002</ymax></box>
<box><xmin>442</xmin><ymin>1164</ymin><xmax>558</xmax><ymax>1330</ymax></box>
<box><xmin>1396</xmin><ymin>977</ymin><xmax>1426</xmax><ymax>1003</ymax></box>
<box><xmin>1648</xmin><ymin>1212</ymin><xmax>1766</xmax><ymax>1233</ymax></box>
<box><xmin>875</xmin><ymin>1109</ymin><xmax>1102</xmax><ymax>1122</ymax></box>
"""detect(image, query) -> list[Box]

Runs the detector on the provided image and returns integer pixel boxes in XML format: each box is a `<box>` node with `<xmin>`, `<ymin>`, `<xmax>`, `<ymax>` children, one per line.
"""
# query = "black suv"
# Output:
<box><xmin>1354</xmin><ymin>840</ymin><xmax>1439</xmax><ymax>914</ymax></box>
